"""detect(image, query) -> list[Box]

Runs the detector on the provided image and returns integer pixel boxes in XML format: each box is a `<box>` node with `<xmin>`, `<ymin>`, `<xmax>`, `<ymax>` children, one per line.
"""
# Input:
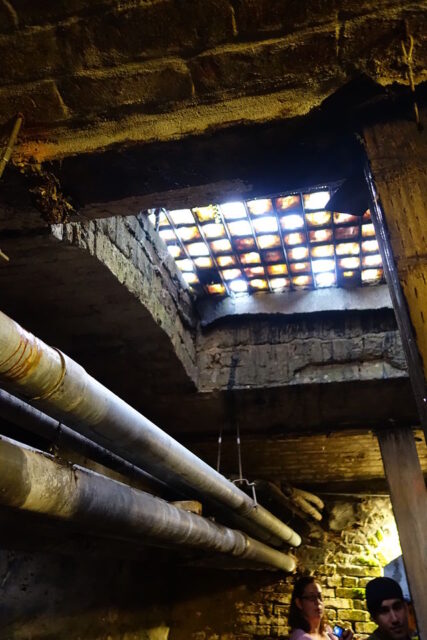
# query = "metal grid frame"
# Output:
<box><xmin>147</xmin><ymin>186</ymin><xmax>384</xmax><ymax>299</ymax></box>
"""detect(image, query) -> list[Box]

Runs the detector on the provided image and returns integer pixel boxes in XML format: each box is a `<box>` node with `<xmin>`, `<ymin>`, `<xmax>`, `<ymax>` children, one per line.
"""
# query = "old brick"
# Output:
<box><xmin>60</xmin><ymin>0</ymin><xmax>235</xmax><ymax>72</ymax></box>
<box><xmin>336</xmin><ymin>565</ymin><xmax>382</xmax><ymax>577</ymax></box>
<box><xmin>59</xmin><ymin>59</ymin><xmax>193</xmax><ymax>116</ymax></box>
<box><xmin>340</xmin><ymin>12</ymin><xmax>426</xmax><ymax>84</ymax></box>
<box><xmin>327</xmin><ymin>576</ymin><xmax>342</xmax><ymax>588</ymax></box>
<box><xmin>355</xmin><ymin>622</ymin><xmax>377</xmax><ymax>633</ymax></box>
<box><xmin>325</xmin><ymin>608</ymin><xmax>337</xmax><ymax>621</ymax></box>
<box><xmin>0</xmin><ymin>26</ymin><xmax>61</xmax><ymax>83</ymax></box>
<box><xmin>338</xmin><ymin>609</ymin><xmax>371</xmax><ymax>622</ymax></box>
<box><xmin>190</xmin><ymin>27</ymin><xmax>339</xmax><ymax>98</ymax></box>
<box><xmin>336</xmin><ymin>588</ymin><xmax>358</xmax><ymax>598</ymax></box>
<box><xmin>342</xmin><ymin>577</ymin><xmax>358</xmax><ymax>587</ymax></box>
<box><xmin>327</xmin><ymin>598</ymin><xmax>353</xmax><ymax>610</ymax></box>
<box><xmin>9</xmin><ymin>0</ymin><xmax>113</xmax><ymax>27</ymax></box>
<box><xmin>0</xmin><ymin>80</ymin><xmax>69</xmax><ymax>125</ymax></box>
<box><xmin>234</xmin><ymin>0</ymin><xmax>338</xmax><ymax>37</ymax></box>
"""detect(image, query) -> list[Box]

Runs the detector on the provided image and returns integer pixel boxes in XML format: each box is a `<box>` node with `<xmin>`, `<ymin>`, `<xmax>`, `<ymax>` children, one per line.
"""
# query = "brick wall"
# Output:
<box><xmin>1</xmin><ymin>0</ymin><xmax>426</xmax><ymax>160</ymax></box>
<box><xmin>170</xmin><ymin>495</ymin><xmax>399</xmax><ymax>640</ymax></box>
<box><xmin>0</xmin><ymin>495</ymin><xmax>399</xmax><ymax>639</ymax></box>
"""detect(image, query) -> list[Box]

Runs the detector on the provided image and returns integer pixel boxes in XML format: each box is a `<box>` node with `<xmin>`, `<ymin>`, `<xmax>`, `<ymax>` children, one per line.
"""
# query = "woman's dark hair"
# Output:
<box><xmin>288</xmin><ymin>576</ymin><xmax>326</xmax><ymax>634</ymax></box>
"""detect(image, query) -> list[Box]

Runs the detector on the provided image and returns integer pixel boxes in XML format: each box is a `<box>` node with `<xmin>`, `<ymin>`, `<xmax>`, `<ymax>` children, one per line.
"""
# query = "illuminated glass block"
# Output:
<box><xmin>159</xmin><ymin>228</ymin><xmax>177</xmax><ymax>242</ymax></box>
<box><xmin>258</xmin><ymin>234</ymin><xmax>281</xmax><ymax>249</ymax></box>
<box><xmin>335</xmin><ymin>226</ymin><xmax>359</xmax><ymax>241</ymax></box>
<box><xmin>342</xmin><ymin>270</ymin><xmax>356</xmax><ymax>278</ymax></box>
<box><xmin>309</xmin><ymin>229</ymin><xmax>333</xmax><ymax>243</ymax></box>
<box><xmin>315</xmin><ymin>272</ymin><xmax>336</xmax><ymax>288</ymax></box>
<box><xmin>167</xmin><ymin>245</ymin><xmax>182</xmax><ymax>258</ymax></box>
<box><xmin>253</xmin><ymin>216</ymin><xmax>278</xmax><ymax>234</ymax></box>
<box><xmin>361</xmin><ymin>224</ymin><xmax>376</xmax><ymax>237</ymax></box>
<box><xmin>148</xmin><ymin>212</ymin><xmax>156</xmax><ymax>226</ymax></box>
<box><xmin>303</xmin><ymin>191</ymin><xmax>330</xmax><ymax>210</ymax></box>
<box><xmin>202</xmin><ymin>222</ymin><xmax>226</xmax><ymax>239</ymax></box>
<box><xmin>339</xmin><ymin>257</ymin><xmax>360</xmax><ymax>269</ymax></box>
<box><xmin>175</xmin><ymin>259</ymin><xmax>194</xmax><ymax>272</ymax></box>
<box><xmin>244</xmin><ymin>266</ymin><xmax>265</xmax><ymax>277</ymax></box>
<box><xmin>228</xmin><ymin>220</ymin><xmax>252</xmax><ymax>236</ymax></box>
<box><xmin>207</xmin><ymin>283</ymin><xmax>226</xmax><ymax>295</ymax></box>
<box><xmin>187</xmin><ymin>242</ymin><xmax>210</xmax><ymax>257</ymax></box>
<box><xmin>240</xmin><ymin>252</ymin><xmax>261</xmax><ymax>265</ymax></box>
<box><xmin>249</xmin><ymin>279</ymin><xmax>268</xmax><ymax>290</ymax></box>
<box><xmin>222</xmin><ymin>268</ymin><xmax>242</xmax><ymax>281</ymax></box>
<box><xmin>270</xmin><ymin>277</ymin><xmax>289</xmax><ymax>290</ymax></box>
<box><xmin>280</xmin><ymin>214</ymin><xmax>304</xmax><ymax>230</ymax></box>
<box><xmin>267</xmin><ymin>264</ymin><xmax>288</xmax><ymax>276</ymax></box>
<box><xmin>217</xmin><ymin>255</ymin><xmax>236</xmax><ymax>267</ymax></box>
<box><xmin>176</xmin><ymin>226</ymin><xmax>200</xmax><ymax>242</ymax></box>
<box><xmin>193</xmin><ymin>205</ymin><xmax>218</xmax><ymax>222</ymax></box>
<box><xmin>305</xmin><ymin>211</ymin><xmax>331</xmax><ymax>227</ymax></box>
<box><xmin>362</xmin><ymin>240</ymin><xmax>379</xmax><ymax>253</ymax></box>
<box><xmin>194</xmin><ymin>257</ymin><xmax>213</xmax><ymax>268</ymax></box>
<box><xmin>229</xmin><ymin>279</ymin><xmax>248</xmax><ymax>293</ymax></box>
<box><xmin>333</xmin><ymin>213</ymin><xmax>359</xmax><ymax>225</ymax></box>
<box><xmin>211</xmin><ymin>239</ymin><xmax>232</xmax><ymax>253</ymax></box>
<box><xmin>312</xmin><ymin>259</ymin><xmax>335</xmax><ymax>273</ymax></box>
<box><xmin>263</xmin><ymin>250</ymin><xmax>283</xmax><ymax>262</ymax></box>
<box><xmin>220</xmin><ymin>202</ymin><xmax>246</xmax><ymax>220</ymax></box>
<box><xmin>284</xmin><ymin>232</ymin><xmax>305</xmax><ymax>246</ymax></box>
<box><xmin>290</xmin><ymin>262</ymin><xmax>310</xmax><ymax>273</ymax></box>
<box><xmin>362</xmin><ymin>254</ymin><xmax>382</xmax><ymax>267</ymax></box>
<box><xmin>288</xmin><ymin>246</ymin><xmax>309</xmax><ymax>261</ymax></box>
<box><xmin>362</xmin><ymin>268</ymin><xmax>383</xmax><ymax>283</ymax></box>
<box><xmin>182</xmin><ymin>272</ymin><xmax>199</xmax><ymax>284</ymax></box>
<box><xmin>292</xmin><ymin>275</ymin><xmax>313</xmax><ymax>287</ymax></box>
<box><xmin>276</xmin><ymin>195</ymin><xmax>301</xmax><ymax>211</ymax></box>
<box><xmin>362</xmin><ymin>210</ymin><xmax>372</xmax><ymax>222</ymax></box>
<box><xmin>170</xmin><ymin>209</ymin><xmax>194</xmax><ymax>225</ymax></box>
<box><xmin>247</xmin><ymin>198</ymin><xmax>272</xmax><ymax>215</ymax></box>
<box><xmin>235</xmin><ymin>237</ymin><xmax>255</xmax><ymax>251</ymax></box>
<box><xmin>311</xmin><ymin>244</ymin><xmax>334</xmax><ymax>258</ymax></box>
<box><xmin>335</xmin><ymin>242</ymin><xmax>360</xmax><ymax>256</ymax></box>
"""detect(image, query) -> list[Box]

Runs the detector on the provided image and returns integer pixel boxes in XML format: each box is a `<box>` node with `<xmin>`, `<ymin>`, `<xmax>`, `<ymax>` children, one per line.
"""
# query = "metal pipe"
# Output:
<box><xmin>0</xmin><ymin>388</ymin><xmax>170</xmax><ymax>495</ymax></box>
<box><xmin>0</xmin><ymin>389</ymin><xmax>283</xmax><ymax>545</ymax></box>
<box><xmin>0</xmin><ymin>435</ymin><xmax>296</xmax><ymax>572</ymax></box>
<box><xmin>0</xmin><ymin>310</ymin><xmax>301</xmax><ymax>547</ymax></box>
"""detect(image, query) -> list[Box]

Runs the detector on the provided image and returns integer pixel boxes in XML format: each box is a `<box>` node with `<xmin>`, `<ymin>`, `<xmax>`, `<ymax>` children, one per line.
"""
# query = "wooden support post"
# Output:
<box><xmin>364</xmin><ymin>115</ymin><xmax>427</xmax><ymax>440</ymax></box>
<box><xmin>377</xmin><ymin>427</ymin><xmax>427</xmax><ymax>640</ymax></box>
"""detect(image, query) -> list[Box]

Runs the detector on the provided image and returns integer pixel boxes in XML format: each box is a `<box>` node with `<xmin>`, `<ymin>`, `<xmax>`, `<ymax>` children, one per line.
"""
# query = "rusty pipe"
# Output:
<box><xmin>0</xmin><ymin>435</ymin><xmax>296</xmax><ymax>572</ymax></box>
<box><xmin>0</xmin><ymin>310</ymin><xmax>301</xmax><ymax>547</ymax></box>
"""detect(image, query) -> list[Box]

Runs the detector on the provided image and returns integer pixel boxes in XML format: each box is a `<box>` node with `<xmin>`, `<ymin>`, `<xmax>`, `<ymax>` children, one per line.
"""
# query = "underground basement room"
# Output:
<box><xmin>0</xmin><ymin>1</ymin><xmax>426</xmax><ymax>639</ymax></box>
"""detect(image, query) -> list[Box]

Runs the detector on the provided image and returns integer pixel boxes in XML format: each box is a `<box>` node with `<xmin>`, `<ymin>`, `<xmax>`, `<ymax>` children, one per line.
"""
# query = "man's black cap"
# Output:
<box><xmin>366</xmin><ymin>577</ymin><xmax>404</xmax><ymax>616</ymax></box>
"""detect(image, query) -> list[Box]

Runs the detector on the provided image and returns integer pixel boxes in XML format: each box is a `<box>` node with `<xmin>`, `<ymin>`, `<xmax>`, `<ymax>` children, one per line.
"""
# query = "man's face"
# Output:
<box><xmin>374</xmin><ymin>598</ymin><xmax>409</xmax><ymax>640</ymax></box>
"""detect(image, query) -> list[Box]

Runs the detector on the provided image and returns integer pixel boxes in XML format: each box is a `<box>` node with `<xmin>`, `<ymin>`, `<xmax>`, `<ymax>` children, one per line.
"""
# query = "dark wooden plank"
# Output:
<box><xmin>377</xmin><ymin>427</ymin><xmax>427</xmax><ymax>640</ymax></box>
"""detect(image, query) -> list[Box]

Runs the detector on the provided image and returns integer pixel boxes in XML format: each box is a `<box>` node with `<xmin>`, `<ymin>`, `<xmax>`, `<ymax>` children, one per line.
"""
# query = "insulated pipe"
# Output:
<box><xmin>0</xmin><ymin>436</ymin><xmax>296</xmax><ymax>572</ymax></box>
<box><xmin>0</xmin><ymin>310</ymin><xmax>301</xmax><ymax>547</ymax></box>
<box><xmin>0</xmin><ymin>388</ymin><xmax>171</xmax><ymax>495</ymax></box>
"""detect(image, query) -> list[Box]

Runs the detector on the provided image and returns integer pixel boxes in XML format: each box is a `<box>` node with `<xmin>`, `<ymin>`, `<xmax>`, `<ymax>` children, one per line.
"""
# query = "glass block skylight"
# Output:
<box><xmin>147</xmin><ymin>187</ymin><xmax>384</xmax><ymax>298</ymax></box>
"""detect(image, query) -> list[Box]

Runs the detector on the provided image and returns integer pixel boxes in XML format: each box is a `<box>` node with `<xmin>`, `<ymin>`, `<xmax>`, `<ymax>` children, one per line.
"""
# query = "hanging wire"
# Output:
<box><xmin>401</xmin><ymin>30</ymin><xmax>422</xmax><ymax>130</ymax></box>
<box><xmin>216</xmin><ymin>424</ymin><xmax>223</xmax><ymax>473</ymax></box>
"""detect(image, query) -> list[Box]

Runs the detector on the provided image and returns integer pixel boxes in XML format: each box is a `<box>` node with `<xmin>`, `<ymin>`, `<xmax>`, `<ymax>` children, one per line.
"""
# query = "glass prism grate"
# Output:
<box><xmin>146</xmin><ymin>187</ymin><xmax>384</xmax><ymax>298</ymax></box>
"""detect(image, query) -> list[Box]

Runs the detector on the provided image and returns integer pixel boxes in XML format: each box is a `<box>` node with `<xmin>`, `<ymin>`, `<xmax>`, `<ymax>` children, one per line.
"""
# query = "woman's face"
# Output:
<box><xmin>296</xmin><ymin>581</ymin><xmax>324</xmax><ymax>624</ymax></box>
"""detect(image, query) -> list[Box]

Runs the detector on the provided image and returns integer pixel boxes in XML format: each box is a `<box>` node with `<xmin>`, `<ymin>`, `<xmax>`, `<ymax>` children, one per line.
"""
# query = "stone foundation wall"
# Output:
<box><xmin>169</xmin><ymin>495</ymin><xmax>398</xmax><ymax>640</ymax></box>
<box><xmin>0</xmin><ymin>495</ymin><xmax>400</xmax><ymax>640</ymax></box>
